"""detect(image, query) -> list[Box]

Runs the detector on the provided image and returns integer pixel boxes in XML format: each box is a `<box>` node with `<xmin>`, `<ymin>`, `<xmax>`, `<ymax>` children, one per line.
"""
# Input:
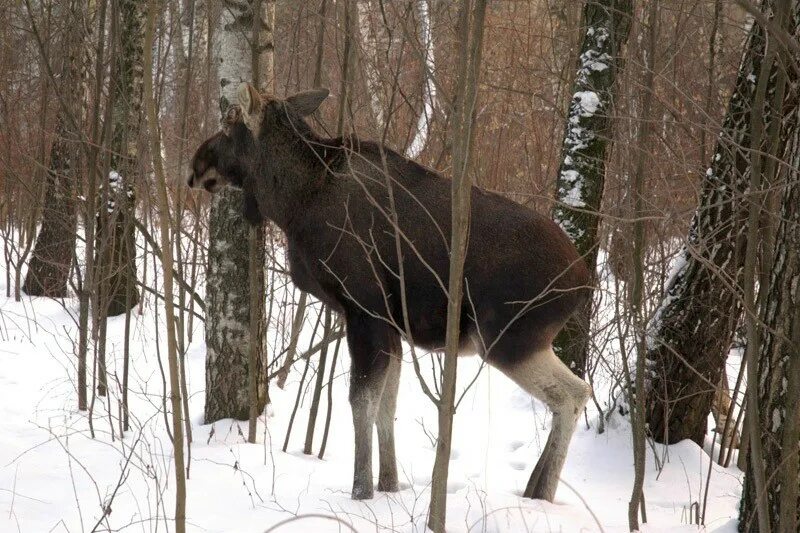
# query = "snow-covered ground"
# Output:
<box><xmin>0</xmin><ymin>245</ymin><xmax>743</xmax><ymax>532</ymax></box>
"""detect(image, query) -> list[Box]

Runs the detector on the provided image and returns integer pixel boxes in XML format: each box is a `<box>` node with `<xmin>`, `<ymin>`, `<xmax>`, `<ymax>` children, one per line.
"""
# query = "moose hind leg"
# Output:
<box><xmin>347</xmin><ymin>314</ymin><xmax>395</xmax><ymax>500</ymax></box>
<box><xmin>498</xmin><ymin>347</ymin><xmax>591</xmax><ymax>502</ymax></box>
<box><xmin>377</xmin><ymin>345</ymin><xmax>401</xmax><ymax>492</ymax></box>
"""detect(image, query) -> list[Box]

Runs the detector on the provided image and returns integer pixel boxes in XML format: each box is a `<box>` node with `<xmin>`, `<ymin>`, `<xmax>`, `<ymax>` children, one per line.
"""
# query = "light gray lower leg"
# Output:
<box><xmin>377</xmin><ymin>354</ymin><xmax>401</xmax><ymax>492</ymax></box>
<box><xmin>524</xmin><ymin>410</ymin><xmax>577</xmax><ymax>500</ymax></box>
<box><xmin>499</xmin><ymin>347</ymin><xmax>591</xmax><ymax>501</ymax></box>
<box><xmin>351</xmin><ymin>379</ymin><xmax>384</xmax><ymax>500</ymax></box>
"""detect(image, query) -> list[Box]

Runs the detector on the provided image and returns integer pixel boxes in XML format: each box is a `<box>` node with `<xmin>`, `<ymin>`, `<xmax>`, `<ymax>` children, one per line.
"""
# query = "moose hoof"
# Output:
<box><xmin>523</xmin><ymin>483</ymin><xmax>556</xmax><ymax>502</ymax></box>
<box><xmin>351</xmin><ymin>484</ymin><xmax>374</xmax><ymax>500</ymax></box>
<box><xmin>523</xmin><ymin>464</ymin><xmax>557</xmax><ymax>502</ymax></box>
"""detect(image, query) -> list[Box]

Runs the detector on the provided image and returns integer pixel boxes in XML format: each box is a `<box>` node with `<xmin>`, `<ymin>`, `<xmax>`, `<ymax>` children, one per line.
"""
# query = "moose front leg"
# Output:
<box><xmin>346</xmin><ymin>314</ymin><xmax>396</xmax><ymax>500</ymax></box>
<box><xmin>241</xmin><ymin>190</ymin><xmax>264</xmax><ymax>226</ymax></box>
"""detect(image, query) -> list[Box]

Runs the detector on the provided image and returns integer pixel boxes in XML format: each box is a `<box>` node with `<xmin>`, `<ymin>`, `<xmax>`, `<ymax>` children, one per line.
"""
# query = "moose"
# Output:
<box><xmin>189</xmin><ymin>83</ymin><xmax>592</xmax><ymax>502</ymax></box>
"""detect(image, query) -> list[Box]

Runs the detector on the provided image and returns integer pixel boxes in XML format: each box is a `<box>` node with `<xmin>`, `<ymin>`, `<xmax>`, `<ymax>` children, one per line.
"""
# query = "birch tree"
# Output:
<box><xmin>406</xmin><ymin>0</ymin><xmax>437</xmax><ymax>159</ymax></box>
<box><xmin>356</xmin><ymin>1</ymin><xmax>385</xmax><ymax>129</ymax></box>
<box><xmin>645</xmin><ymin>0</ymin><xmax>800</xmax><ymax>445</ymax></box>
<box><xmin>204</xmin><ymin>0</ymin><xmax>273</xmax><ymax>423</ymax></box>
<box><xmin>552</xmin><ymin>0</ymin><xmax>632</xmax><ymax>377</ymax></box>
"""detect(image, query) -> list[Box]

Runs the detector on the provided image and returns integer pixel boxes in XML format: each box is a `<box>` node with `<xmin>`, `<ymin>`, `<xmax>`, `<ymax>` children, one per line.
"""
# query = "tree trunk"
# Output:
<box><xmin>740</xmin><ymin>103</ymin><xmax>800</xmax><ymax>533</ymax></box>
<box><xmin>204</xmin><ymin>0</ymin><xmax>272</xmax><ymax>424</ymax></box>
<box><xmin>23</xmin><ymin>1</ymin><xmax>84</xmax><ymax>298</ymax></box>
<box><xmin>645</xmin><ymin>0</ymin><xmax>800</xmax><ymax>446</ymax></box>
<box><xmin>143</xmin><ymin>2</ymin><xmax>186</xmax><ymax>528</ymax></box>
<box><xmin>406</xmin><ymin>0</ymin><xmax>437</xmax><ymax>159</ymax></box>
<box><xmin>356</xmin><ymin>1</ymin><xmax>385</xmax><ymax>130</ymax></box>
<box><xmin>740</xmin><ymin>2</ymin><xmax>800</xmax><ymax>529</ymax></box>
<box><xmin>95</xmin><ymin>0</ymin><xmax>144</xmax><ymax>318</ymax></box>
<box><xmin>627</xmin><ymin>2</ymin><xmax>659</xmax><ymax>527</ymax></box>
<box><xmin>428</xmin><ymin>1</ymin><xmax>486</xmax><ymax>531</ymax></box>
<box><xmin>551</xmin><ymin>0</ymin><xmax>633</xmax><ymax>377</ymax></box>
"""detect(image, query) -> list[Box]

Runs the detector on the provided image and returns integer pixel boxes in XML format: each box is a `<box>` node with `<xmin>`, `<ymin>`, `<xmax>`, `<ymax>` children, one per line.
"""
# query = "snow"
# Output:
<box><xmin>576</xmin><ymin>26</ymin><xmax>611</xmax><ymax>86</ymax></box>
<box><xmin>646</xmin><ymin>252</ymin><xmax>690</xmax><ymax>351</ymax></box>
<box><xmin>560</xmin><ymin>170</ymin><xmax>585</xmax><ymax>208</ymax></box>
<box><xmin>772</xmin><ymin>408</ymin><xmax>782</xmax><ymax>432</ymax></box>
<box><xmin>574</xmin><ymin>91</ymin><xmax>601</xmax><ymax>117</ymax></box>
<box><xmin>0</xmin><ymin>234</ymin><xmax>743</xmax><ymax>532</ymax></box>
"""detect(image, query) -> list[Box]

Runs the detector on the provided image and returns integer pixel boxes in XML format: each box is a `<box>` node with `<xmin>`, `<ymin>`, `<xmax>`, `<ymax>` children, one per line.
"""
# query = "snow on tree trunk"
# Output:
<box><xmin>23</xmin><ymin>1</ymin><xmax>84</xmax><ymax>298</ymax></box>
<box><xmin>551</xmin><ymin>0</ymin><xmax>632</xmax><ymax>377</ymax></box>
<box><xmin>204</xmin><ymin>0</ymin><xmax>272</xmax><ymax>423</ymax></box>
<box><xmin>96</xmin><ymin>0</ymin><xmax>144</xmax><ymax>317</ymax></box>
<box><xmin>645</xmin><ymin>1</ymin><xmax>799</xmax><ymax>446</ymax></box>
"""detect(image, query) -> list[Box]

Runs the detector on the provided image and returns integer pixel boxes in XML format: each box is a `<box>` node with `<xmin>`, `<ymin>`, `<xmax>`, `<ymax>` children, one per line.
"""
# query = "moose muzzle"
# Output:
<box><xmin>187</xmin><ymin>169</ymin><xmax>223</xmax><ymax>193</ymax></box>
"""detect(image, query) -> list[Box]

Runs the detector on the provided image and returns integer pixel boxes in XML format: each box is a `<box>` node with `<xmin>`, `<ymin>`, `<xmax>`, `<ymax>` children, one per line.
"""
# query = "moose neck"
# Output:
<box><xmin>248</xmin><ymin>110</ymin><xmax>332</xmax><ymax>232</ymax></box>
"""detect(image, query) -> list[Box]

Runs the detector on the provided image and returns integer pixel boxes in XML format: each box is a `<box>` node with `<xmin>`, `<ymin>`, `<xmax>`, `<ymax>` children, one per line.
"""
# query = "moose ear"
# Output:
<box><xmin>237</xmin><ymin>82</ymin><xmax>263</xmax><ymax>130</ymax></box>
<box><xmin>221</xmin><ymin>104</ymin><xmax>242</xmax><ymax>135</ymax></box>
<box><xmin>286</xmin><ymin>88</ymin><xmax>329</xmax><ymax>116</ymax></box>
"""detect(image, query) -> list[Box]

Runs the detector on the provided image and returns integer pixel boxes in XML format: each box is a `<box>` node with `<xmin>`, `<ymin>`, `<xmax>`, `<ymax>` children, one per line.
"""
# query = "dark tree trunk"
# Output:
<box><xmin>740</xmin><ymin>125</ymin><xmax>800</xmax><ymax>533</ymax></box>
<box><xmin>23</xmin><ymin>117</ymin><xmax>79</xmax><ymax>298</ymax></box>
<box><xmin>645</xmin><ymin>0</ymin><xmax>799</xmax><ymax>446</ymax></box>
<box><xmin>552</xmin><ymin>0</ymin><xmax>633</xmax><ymax>377</ymax></box>
<box><xmin>95</xmin><ymin>0</ymin><xmax>144</xmax><ymax>317</ymax></box>
<box><xmin>740</xmin><ymin>4</ymin><xmax>800</xmax><ymax>528</ymax></box>
<box><xmin>23</xmin><ymin>1</ymin><xmax>84</xmax><ymax>298</ymax></box>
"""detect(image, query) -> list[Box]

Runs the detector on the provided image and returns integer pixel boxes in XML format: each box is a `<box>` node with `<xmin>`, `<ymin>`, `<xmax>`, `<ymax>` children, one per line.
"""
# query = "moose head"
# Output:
<box><xmin>187</xmin><ymin>83</ymin><xmax>330</xmax><ymax>194</ymax></box>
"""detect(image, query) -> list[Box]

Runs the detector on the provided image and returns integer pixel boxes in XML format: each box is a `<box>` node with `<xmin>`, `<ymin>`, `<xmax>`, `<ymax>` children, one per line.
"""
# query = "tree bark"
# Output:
<box><xmin>23</xmin><ymin>0</ymin><xmax>84</xmax><ymax>298</ymax></box>
<box><xmin>406</xmin><ymin>0</ymin><xmax>437</xmax><ymax>159</ymax></box>
<box><xmin>428</xmin><ymin>1</ymin><xmax>486</xmax><ymax>531</ymax></box>
<box><xmin>95</xmin><ymin>0</ymin><xmax>144</xmax><ymax>318</ymax></box>
<box><xmin>551</xmin><ymin>0</ymin><xmax>633</xmax><ymax>377</ymax></box>
<box><xmin>204</xmin><ymin>0</ymin><xmax>273</xmax><ymax>424</ymax></box>
<box><xmin>741</xmin><ymin>142</ymin><xmax>800</xmax><ymax>531</ymax></box>
<box><xmin>740</xmin><ymin>2</ymin><xmax>800</xmax><ymax>529</ymax></box>
<box><xmin>628</xmin><ymin>2</ymin><xmax>659</xmax><ymax>528</ymax></box>
<box><xmin>645</xmin><ymin>0</ymin><xmax>800</xmax><ymax>446</ymax></box>
<box><xmin>143</xmin><ymin>2</ymin><xmax>187</xmax><ymax>529</ymax></box>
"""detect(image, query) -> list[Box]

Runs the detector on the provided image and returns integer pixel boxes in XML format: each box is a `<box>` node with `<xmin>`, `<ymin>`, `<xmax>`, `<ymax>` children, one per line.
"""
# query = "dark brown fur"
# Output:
<box><xmin>190</xmin><ymin>86</ymin><xmax>591</xmax><ymax>501</ymax></box>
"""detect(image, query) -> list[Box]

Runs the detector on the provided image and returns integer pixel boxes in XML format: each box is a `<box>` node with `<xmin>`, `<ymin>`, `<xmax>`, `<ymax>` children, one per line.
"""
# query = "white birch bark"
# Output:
<box><xmin>406</xmin><ymin>0</ymin><xmax>437</xmax><ymax>158</ymax></box>
<box><xmin>356</xmin><ymin>0</ymin><xmax>385</xmax><ymax>128</ymax></box>
<box><xmin>204</xmin><ymin>0</ymin><xmax>272</xmax><ymax>423</ymax></box>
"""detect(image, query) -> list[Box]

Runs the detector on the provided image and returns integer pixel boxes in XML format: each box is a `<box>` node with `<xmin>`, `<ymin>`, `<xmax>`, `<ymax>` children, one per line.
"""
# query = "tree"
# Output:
<box><xmin>204</xmin><ymin>0</ymin><xmax>273</xmax><ymax>423</ymax></box>
<box><xmin>645</xmin><ymin>0</ymin><xmax>799</xmax><ymax>446</ymax></box>
<box><xmin>739</xmin><ymin>2</ymin><xmax>799</xmax><ymax>529</ymax></box>
<box><xmin>143</xmin><ymin>1</ymin><xmax>186</xmax><ymax>529</ymax></box>
<box><xmin>428</xmin><ymin>1</ymin><xmax>486</xmax><ymax>531</ymax></box>
<box><xmin>739</xmin><ymin>113</ymin><xmax>800</xmax><ymax>532</ymax></box>
<box><xmin>552</xmin><ymin>0</ymin><xmax>633</xmax><ymax>377</ymax></box>
<box><xmin>95</xmin><ymin>0</ymin><xmax>144</xmax><ymax>318</ymax></box>
<box><xmin>22</xmin><ymin>0</ymin><xmax>84</xmax><ymax>298</ymax></box>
